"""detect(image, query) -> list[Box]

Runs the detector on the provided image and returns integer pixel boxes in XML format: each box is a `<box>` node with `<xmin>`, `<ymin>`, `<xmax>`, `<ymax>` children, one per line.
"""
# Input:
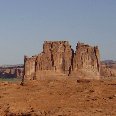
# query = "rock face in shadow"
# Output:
<box><xmin>24</xmin><ymin>41</ymin><xmax>100</xmax><ymax>80</ymax></box>
<box><xmin>0</xmin><ymin>65</ymin><xmax>23</xmax><ymax>78</ymax></box>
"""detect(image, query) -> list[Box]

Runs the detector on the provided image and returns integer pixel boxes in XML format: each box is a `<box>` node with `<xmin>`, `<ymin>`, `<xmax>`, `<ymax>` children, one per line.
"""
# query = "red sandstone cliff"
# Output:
<box><xmin>71</xmin><ymin>42</ymin><xmax>100</xmax><ymax>78</ymax></box>
<box><xmin>24</xmin><ymin>41</ymin><xmax>101</xmax><ymax>80</ymax></box>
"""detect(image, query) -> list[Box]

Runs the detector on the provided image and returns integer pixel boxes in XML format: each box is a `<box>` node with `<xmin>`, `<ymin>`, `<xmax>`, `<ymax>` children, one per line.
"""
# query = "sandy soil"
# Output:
<box><xmin>0</xmin><ymin>77</ymin><xmax>116</xmax><ymax>116</ymax></box>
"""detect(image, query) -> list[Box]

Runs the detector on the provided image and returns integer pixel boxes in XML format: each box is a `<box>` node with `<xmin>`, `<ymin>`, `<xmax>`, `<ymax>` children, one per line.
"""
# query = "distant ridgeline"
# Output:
<box><xmin>101</xmin><ymin>60</ymin><xmax>116</xmax><ymax>77</ymax></box>
<box><xmin>0</xmin><ymin>64</ymin><xmax>24</xmax><ymax>78</ymax></box>
<box><xmin>24</xmin><ymin>41</ymin><xmax>101</xmax><ymax>80</ymax></box>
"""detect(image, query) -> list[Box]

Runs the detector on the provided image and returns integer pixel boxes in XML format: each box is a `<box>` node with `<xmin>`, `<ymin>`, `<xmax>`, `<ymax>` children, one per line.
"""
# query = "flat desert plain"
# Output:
<box><xmin>0</xmin><ymin>77</ymin><xmax>116</xmax><ymax>116</ymax></box>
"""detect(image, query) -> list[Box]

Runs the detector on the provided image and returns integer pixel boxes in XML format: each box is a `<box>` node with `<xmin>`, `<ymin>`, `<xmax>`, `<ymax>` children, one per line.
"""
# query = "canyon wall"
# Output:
<box><xmin>24</xmin><ymin>41</ymin><xmax>100</xmax><ymax>80</ymax></box>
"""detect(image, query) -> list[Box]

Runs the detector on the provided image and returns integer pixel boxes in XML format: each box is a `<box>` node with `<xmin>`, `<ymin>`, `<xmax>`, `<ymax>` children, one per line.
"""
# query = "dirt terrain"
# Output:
<box><xmin>0</xmin><ymin>77</ymin><xmax>116</xmax><ymax>116</ymax></box>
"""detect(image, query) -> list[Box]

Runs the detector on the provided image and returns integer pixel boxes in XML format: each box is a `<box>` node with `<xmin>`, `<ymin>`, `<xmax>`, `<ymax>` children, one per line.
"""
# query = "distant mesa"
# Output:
<box><xmin>101</xmin><ymin>60</ymin><xmax>116</xmax><ymax>77</ymax></box>
<box><xmin>23</xmin><ymin>41</ymin><xmax>100</xmax><ymax>80</ymax></box>
<box><xmin>0</xmin><ymin>65</ymin><xmax>23</xmax><ymax>78</ymax></box>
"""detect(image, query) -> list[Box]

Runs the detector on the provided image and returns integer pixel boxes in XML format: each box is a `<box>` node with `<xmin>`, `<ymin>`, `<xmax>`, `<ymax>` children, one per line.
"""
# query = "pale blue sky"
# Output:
<box><xmin>0</xmin><ymin>0</ymin><xmax>116</xmax><ymax>64</ymax></box>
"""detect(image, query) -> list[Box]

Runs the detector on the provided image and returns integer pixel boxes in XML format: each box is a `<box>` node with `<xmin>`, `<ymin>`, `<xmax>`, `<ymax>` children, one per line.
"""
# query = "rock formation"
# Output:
<box><xmin>0</xmin><ymin>65</ymin><xmax>23</xmax><ymax>78</ymax></box>
<box><xmin>71</xmin><ymin>42</ymin><xmax>100</xmax><ymax>78</ymax></box>
<box><xmin>24</xmin><ymin>41</ymin><xmax>101</xmax><ymax>80</ymax></box>
<box><xmin>100</xmin><ymin>61</ymin><xmax>116</xmax><ymax>77</ymax></box>
<box><xmin>24</xmin><ymin>41</ymin><xmax>73</xmax><ymax>79</ymax></box>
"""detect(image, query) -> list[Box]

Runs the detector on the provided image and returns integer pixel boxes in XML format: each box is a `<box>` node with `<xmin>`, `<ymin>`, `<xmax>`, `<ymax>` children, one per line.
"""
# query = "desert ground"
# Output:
<box><xmin>0</xmin><ymin>77</ymin><xmax>116</xmax><ymax>116</ymax></box>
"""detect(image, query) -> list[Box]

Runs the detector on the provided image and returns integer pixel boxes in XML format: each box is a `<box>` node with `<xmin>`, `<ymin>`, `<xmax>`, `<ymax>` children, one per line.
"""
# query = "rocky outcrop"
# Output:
<box><xmin>71</xmin><ymin>42</ymin><xmax>100</xmax><ymax>78</ymax></box>
<box><xmin>24</xmin><ymin>56</ymin><xmax>36</xmax><ymax>80</ymax></box>
<box><xmin>0</xmin><ymin>65</ymin><xmax>23</xmax><ymax>78</ymax></box>
<box><xmin>36</xmin><ymin>41</ymin><xmax>73</xmax><ymax>74</ymax></box>
<box><xmin>100</xmin><ymin>61</ymin><xmax>116</xmax><ymax>77</ymax></box>
<box><xmin>24</xmin><ymin>41</ymin><xmax>100</xmax><ymax>80</ymax></box>
<box><xmin>24</xmin><ymin>41</ymin><xmax>73</xmax><ymax>79</ymax></box>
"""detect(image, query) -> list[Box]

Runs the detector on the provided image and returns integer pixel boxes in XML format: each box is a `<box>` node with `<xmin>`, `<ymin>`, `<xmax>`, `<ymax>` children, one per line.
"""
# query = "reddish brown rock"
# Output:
<box><xmin>0</xmin><ymin>65</ymin><xmax>23</xmax><ymax>78</ymax></box>
<box><xmin>24</xmin><ymin>56</ymin><xmax>36</xmax><ymax>80</ymax></box>
<box><xmin>100</xmin><ymin>61</ymin><xmax>116</xmax><ymax>77</ymax></box>
<box><xmin>24</xmin><ymin>41</ymin><xmax>101</xmax><ymax>80</ymax></box>
<box><xmin>24</xmin><ymin>41</ymin><xmax>73</xmax><ymax>80</ymax></box>
<box><xmin>71</xmin><ymin>42</ymin><xmax>100</xmax><ymax>79</ymax></box>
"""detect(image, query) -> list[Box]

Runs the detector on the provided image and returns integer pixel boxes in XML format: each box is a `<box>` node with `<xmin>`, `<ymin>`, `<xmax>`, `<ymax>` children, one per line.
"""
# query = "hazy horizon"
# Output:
<box><xmin>0</xmin><ymin>0</ymin><xmax>116</xmax><ymax>65</ymax></box>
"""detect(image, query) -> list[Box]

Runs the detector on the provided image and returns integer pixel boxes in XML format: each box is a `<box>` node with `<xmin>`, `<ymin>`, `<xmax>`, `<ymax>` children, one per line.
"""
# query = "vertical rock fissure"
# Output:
<box><xmin>94</xmin><ymin>47</ymin><xmax>100</xmax><ymax>72</ymax></box>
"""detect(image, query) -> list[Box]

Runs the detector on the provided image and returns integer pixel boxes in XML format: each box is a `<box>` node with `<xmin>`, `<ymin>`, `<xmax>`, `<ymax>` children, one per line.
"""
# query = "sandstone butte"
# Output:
<box><xmin>23</xmin><ymin>41</ymin><xmax>100</xmax><ymax>80</ymax></box>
